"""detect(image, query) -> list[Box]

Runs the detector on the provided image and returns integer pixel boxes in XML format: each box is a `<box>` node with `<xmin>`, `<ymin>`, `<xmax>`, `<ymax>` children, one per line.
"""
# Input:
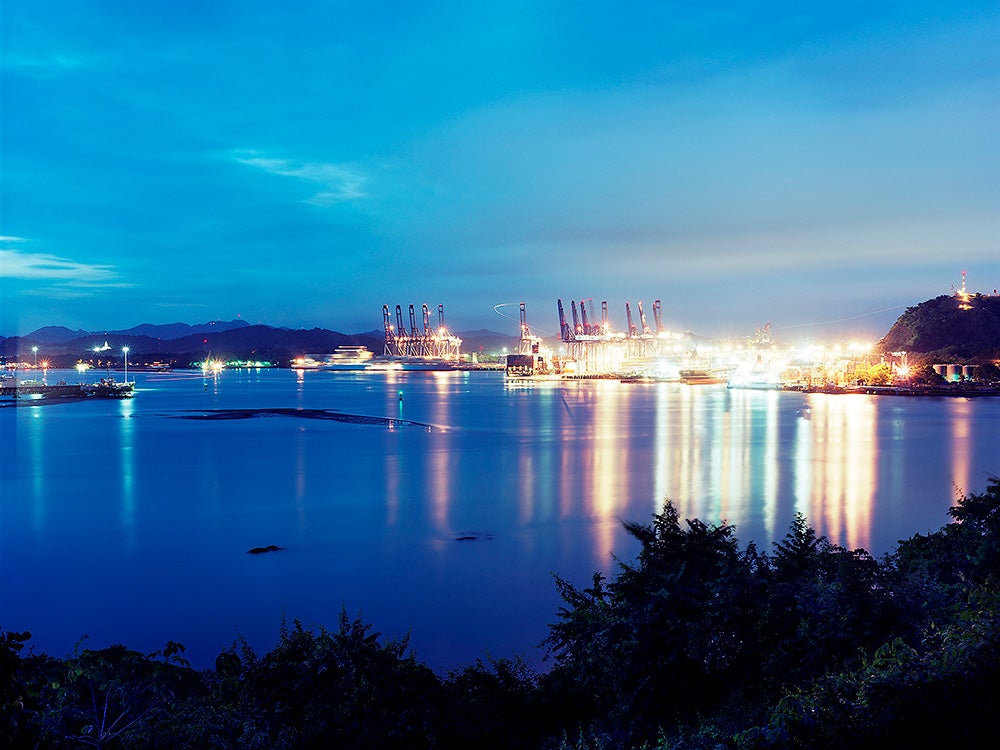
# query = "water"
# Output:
<box><xmin>2</xmin><ymin>369</ymin><xmax>998</xmax><ymax>671</ymax></box>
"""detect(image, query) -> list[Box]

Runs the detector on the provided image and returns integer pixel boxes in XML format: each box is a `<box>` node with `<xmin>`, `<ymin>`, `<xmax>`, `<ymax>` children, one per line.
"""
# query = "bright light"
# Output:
<box><xmin>75</xmin><ymin>362</ymin><xmax>90</xmax><ymax>373</ymax></box>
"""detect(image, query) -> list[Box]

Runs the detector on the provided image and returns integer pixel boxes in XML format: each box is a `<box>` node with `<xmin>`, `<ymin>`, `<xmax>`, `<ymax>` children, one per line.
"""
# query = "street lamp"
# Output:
<box><xmin>32</xmin><ymin>346</ymin><xmax>38</xmax><ymax>367</ymax></box>
<box><xmin>122</xmin><ymin>346</ymin><xmax>130</xmax><ymax>383</ymax></box>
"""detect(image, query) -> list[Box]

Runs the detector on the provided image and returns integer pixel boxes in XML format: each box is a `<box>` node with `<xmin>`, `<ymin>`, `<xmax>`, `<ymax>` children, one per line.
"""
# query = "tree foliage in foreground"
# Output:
<box><xmin>3</xmin><ymin>478</ymin><xmax>1000</xmax><ymax>748</ymax></box>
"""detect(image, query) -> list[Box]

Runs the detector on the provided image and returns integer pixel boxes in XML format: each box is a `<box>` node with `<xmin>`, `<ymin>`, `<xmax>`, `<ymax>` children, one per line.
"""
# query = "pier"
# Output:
<box><xmin>1</xmin><ymin>377</ymin><xmax>134</xmax><ymax>400</ymax></box>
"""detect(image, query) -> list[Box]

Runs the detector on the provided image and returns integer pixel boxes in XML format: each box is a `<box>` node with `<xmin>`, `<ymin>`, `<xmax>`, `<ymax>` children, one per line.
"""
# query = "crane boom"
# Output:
<box><xmin>579</xmin><ymin>298</ymin><xmax>591</xmax><ymax>334</ymax></box>
<box><xmin>638</xmin><ymin>300</ymin><xmax>651</xmax><ymax>335</ymax></box>
<box><xmin>625</xmin><ymin>302</ymin><xmax>637</xmax><ymax>337</ymax></box>
<box><xmin>383</xmin><ymin>304</ymin><xmax>394</xmax><ymax>355</ymax></box>
<box><xmin>557</xmin><ymin>299</ymin><xmax>572</xmax><ymax>341</ymax></box>
<box><xmin>652</xmin><ymin>299</ymin><xmax>664</xmax><ymax>333</ymax></box>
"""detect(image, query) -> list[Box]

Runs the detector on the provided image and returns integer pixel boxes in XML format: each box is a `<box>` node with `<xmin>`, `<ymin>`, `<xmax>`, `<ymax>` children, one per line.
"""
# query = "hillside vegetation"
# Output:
<box><xmin>879</xmin><ymin>293</ymin><xmax>1000</xmax><ymax>362</ymax></box>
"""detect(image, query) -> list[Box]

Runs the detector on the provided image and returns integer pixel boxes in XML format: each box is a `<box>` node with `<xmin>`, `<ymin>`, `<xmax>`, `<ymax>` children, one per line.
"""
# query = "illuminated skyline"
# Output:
<box><xmin>2</xmin><ymin>1</ymin><xmax>998</xmax><ymax>339</ymax></box>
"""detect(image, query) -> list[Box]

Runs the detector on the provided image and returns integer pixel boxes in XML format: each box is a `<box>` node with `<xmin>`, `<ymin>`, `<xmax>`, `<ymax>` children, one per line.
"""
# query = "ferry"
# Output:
<box><xmin>369</xmin><ymin>356</ymin><xmax>465</xmax><ymax>372</ymax></box>
<box><xmin>321</xmin><ymin>346</ymin><xmax>374</xmax><ymax>371</ymax></box>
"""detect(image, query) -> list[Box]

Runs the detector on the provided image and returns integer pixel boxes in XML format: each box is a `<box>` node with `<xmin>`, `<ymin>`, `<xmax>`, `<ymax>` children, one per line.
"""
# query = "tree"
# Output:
<box><xmin>973</xmin><ymin>361</ymin><xmax>1000</xmax><ymax>383</ymax></box>
<box><xmin>864</xmin><ymin>362</ymin><xmax>893</xmax><ymax>385</ymax></box>
<box><xmin>911</xmin><ymin>364</ymin><xmax>945</xmax><ymax>385</ymax></box>
<box><xmin>209</xmin><ymin>613</ymin><xmax>443</xmax><ymax>749</ymax></box>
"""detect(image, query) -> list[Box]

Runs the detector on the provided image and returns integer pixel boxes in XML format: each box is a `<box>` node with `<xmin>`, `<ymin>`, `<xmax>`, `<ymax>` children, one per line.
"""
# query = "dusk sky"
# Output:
<box><xmin>2</xmin><ymin>1</ymin><xmax>998</xmax><ymax>340</ymax></box>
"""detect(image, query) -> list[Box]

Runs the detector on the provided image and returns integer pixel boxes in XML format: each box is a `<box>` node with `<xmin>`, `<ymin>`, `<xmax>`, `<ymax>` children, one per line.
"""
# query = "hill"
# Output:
<box><xmin>109</xmin><ymin>319</ymin><xmax>251</xmax><ymax>339</ymax></box>
<box><xmin>1</xmin><ymin>323</ymin><xmax>516</xmax><ymax>366</ymax></box>
<box><xmin>22</xmin><ymin>326</ymin><xmax>92</xmax><ymax>344</ymax></box>
<box><xmin>878</xmin><ymin>293</ymin><xmax>1000</xmax><ymax>362</ymax></box>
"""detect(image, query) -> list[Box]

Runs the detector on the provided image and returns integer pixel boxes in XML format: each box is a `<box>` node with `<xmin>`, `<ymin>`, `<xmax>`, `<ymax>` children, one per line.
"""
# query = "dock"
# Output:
<box><xmin>1</xmin><ymin>377</ymin><xmax>134</xmax><ymax>400</ymax></box>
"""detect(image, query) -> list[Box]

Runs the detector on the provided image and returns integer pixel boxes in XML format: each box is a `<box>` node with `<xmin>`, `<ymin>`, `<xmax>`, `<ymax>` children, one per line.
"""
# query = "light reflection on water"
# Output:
<box><xmin>1</xmin><ymin>370</ymin><xmax>996</xmax><ymax>671</ymax></box>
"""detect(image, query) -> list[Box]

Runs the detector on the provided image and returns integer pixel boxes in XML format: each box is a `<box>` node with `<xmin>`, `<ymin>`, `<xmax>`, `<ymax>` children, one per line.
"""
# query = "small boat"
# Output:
<box><xmin>679</xmin><ymin>369</ymin><xmax>729</xmax><ymax>385</ymax></box>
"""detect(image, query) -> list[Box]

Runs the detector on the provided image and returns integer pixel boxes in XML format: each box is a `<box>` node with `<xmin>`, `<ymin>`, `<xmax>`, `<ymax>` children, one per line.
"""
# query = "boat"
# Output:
<box><xmin>679</xmin><ymin>369</ymin><xmax>730</xmax><ymax>385</ymax></box>
<box><xmin>291</xmin><ymin>355</ymin><xmax>324</xmax><ymax>369</ymax></box>
<box><xmin>369</xmin><ymin>356</ymin><xmax>464</xmax><ymax>372</ymax></box>
<box><xmin>727</xmin><ymin>355</ymin><xmax>784</xmax><ymax>390</ymax></box>
<box><xmin>1</xmin><ymin>375</ymin><xmax>134</xmax><ymax>400</ymax></box>
<box><xmin>321</xmin><ymin>346</ymin><xmax>374</xmax><ymax>371</ymax></box>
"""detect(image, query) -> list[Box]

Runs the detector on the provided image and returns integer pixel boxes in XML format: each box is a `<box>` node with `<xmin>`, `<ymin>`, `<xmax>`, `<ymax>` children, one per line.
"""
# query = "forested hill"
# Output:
<box><xmin>878</xmin><ymin>293</ymin><xmax>1000</xmax><ymax>361</ymax></box>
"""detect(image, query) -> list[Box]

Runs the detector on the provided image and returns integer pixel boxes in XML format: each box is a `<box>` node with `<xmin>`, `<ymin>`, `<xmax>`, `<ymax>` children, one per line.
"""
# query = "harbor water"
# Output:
<box><xmin>2</xmin><ymin>368</ymin><xmax>998</xmax><ymax>671</ymax></box>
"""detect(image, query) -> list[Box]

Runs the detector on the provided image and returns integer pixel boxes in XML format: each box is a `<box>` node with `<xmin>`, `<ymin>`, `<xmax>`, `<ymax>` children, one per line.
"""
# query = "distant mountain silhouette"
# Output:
<box><xmin>24</xmin><ymin>326</ymin><xmax>92</xmax><ymax>344</ymax></box>
<box><xmin>2</xmin><ymin>320</ymin><xmax>518</xmax><ymax>366</ymax></box>
<box><xmin>108</xmin><ymin>320</ymin><xmax>251</xmax><ymax>339</ymax></box>
<box><xmin>878</xmin><ymin>294</ymin><xmax>1000</xmax><ymax>361</ymax></box>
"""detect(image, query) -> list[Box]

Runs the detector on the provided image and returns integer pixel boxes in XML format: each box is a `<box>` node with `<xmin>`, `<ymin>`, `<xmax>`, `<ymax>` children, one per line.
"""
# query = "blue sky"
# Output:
<box><xmin>2</xmin><ymin>1</ymin><xmax>998</xmax><ymax>340</ymax></box>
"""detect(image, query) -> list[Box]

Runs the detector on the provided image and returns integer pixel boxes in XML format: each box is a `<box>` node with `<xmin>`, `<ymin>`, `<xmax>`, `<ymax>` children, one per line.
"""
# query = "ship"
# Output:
<box><xmin>679</xmin><ymin>368</ymin><xmax>732</xmax><ymax>385</ymax></box>
<box><xmin>1</xmin><ymin>375</ymin><xmax>134</xmax><ymax>400</ymax></box>
<box><xmin>321</xmin><ymin>346</ymin><xmax>374</xmax><ymax>371</ymax></box>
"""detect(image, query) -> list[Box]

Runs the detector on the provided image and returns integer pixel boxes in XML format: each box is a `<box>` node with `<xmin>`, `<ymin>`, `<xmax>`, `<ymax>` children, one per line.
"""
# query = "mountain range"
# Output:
<box><xmin>0</xmin><ymin>320</ymin><xmax>518</xmax><ymax>366</ymax></box>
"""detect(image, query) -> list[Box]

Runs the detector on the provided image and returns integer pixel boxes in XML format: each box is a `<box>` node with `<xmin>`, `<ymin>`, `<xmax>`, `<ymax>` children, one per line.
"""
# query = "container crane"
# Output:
<box><xmin>395</xmin><ymin>305</ymin><xmax>407</xmax><ymax>355</ymax></box>
<box><xmin>652</xmin><ymin>299</ymin><xmax>664</xmax><ymax>333</ymax></box>
<box><xmin>580</xmin><ymin>298</ymin><xmax>591</xmax><ymax>335</ymax></box>
<box><xmin>625</xmin><ymin>302</ymin><xmax>637</xmax><ymax>337</ymax></box>
<box><xmin>638</xmin><ymin>301</ymin><xmax>651</xmax><ymax>336</ymax></box>
<box><xmin>408</xmin><ymin>305</ymin><xmax>422</xmax><ymax>355</ymax></box>
<box><xmin>383</xmin><ymin>304</ymin><xmax>395</xmax><ymax>356</ymax></box>
<box><xmin>422</xmin><ymin>304</ymin><xmax>432</xmax><ymax>354</ymax></box>
<box><xmin>557</xmin><ymin>299</ymin><xmax>572</xmax><ymax>341</ymax></box>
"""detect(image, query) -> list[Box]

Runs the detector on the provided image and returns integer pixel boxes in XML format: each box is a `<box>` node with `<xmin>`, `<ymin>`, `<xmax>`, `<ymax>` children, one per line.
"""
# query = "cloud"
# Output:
<box><xmin>232</xmin><ymin>150</ymin><xmax>367</xmax><ymax>205</ymax></box>
<box><xmin>0</xmin><ymin>244</ymin><xmax>123</xmax><ymax>287</ymax></box>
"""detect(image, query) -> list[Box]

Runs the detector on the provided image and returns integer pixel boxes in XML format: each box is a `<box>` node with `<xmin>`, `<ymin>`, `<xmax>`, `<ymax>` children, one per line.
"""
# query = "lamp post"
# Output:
<box><xmin>32</xmin><ymin>346</ymin><xmax>38</xmax><ymax>367</ymax></box>
<box><xmin>122</xmin><ymin>346</ymin><xmax>130</xmax><ymax>383</ymax></box>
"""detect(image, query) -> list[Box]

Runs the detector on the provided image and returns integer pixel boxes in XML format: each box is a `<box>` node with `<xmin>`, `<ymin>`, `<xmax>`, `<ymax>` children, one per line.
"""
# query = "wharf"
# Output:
<box><xmin>1</xmin><ymin>378</ymin><xmax>134</xmax><ymax>400</ymax></box>
<box><xmin>786</xmin><ymin>384</ymin><xmax>1000</xmax><ymax>398</ymax></box>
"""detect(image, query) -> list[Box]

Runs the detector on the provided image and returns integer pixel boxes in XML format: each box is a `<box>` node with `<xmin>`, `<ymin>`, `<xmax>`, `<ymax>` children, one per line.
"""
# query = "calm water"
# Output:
<box><xmin>2</xmin><ymin>368</ymin><xmax>998</xmax><ymax>671</ymax></box>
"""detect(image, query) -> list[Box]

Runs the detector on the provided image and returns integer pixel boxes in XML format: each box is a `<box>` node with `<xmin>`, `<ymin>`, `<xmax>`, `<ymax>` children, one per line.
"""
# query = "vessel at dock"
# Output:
<box><xmin>679</xmin><ymin>369</ymin><xmax>732</xmax><ymax>385</ymax></box>
<box><xmin>1</xmin><ymin>375</ymin><xmax>134</xmax><ymax>400</ymax></box>
<box><xmin>321</xmin><ymin>346</ymin><xmax>374</xmax><ymax>371</ymax></box>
